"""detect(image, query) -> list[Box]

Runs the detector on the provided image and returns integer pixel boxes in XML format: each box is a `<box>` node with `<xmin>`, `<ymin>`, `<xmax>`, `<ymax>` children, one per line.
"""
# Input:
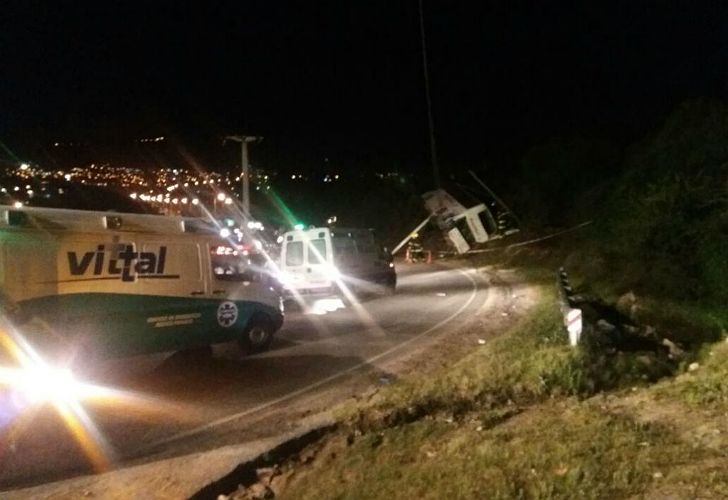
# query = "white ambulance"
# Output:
<box><xmin>0</xmin><ymin>206</ymin><xmax>283</xmax><ymax>363</ymax></box>
<box><xmin>278</xmin><ymin>226</ymin><xmax>396</xmax><ymax>296</ymax></box>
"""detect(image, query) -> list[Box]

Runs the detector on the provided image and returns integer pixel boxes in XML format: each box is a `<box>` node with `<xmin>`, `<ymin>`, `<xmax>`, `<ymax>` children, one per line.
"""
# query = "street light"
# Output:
<box><xmin>224</xmin><ymin>135</ymin><xmax>263</xmax><ymax>218</ymax></box>
<box><xmin>214</xmin><ymin>192</ymin><xmax>227</xmax><ymax>215</ymax></box>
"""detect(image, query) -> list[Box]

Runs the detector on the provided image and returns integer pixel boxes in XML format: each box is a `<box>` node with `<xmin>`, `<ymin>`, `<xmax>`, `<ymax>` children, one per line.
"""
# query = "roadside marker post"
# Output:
<box><xmin>557</xmin><ymin>267</ymin><xmax>583</xmax><ymax>346</ymax></box>
<box><xmin>565</xmin><ymin>307</ymin><xmax>583</xmax><ymax>346</ymax></box>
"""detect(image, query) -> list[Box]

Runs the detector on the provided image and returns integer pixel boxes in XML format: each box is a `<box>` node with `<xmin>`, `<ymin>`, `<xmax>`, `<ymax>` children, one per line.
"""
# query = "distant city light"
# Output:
<box><xmin>216</xmin><ymin>192</ymin><xmax>226</xmax><ymax>201</ymax></box>
<box><xmin>129</xmin><ymin>193</ymin><xmax>138</xmax><ymax>199</ymax></box>
<box><xmin>13</xmin><ymin>201</ymin><xmax>23</xmax><ymax>208</ymax></box>
<box><xmin>19</xmin><ymin>163</ymin><xmax>29</xmax><ymax>170</ymax></box>
<box><xmin>220</xmin><ymin>228</ymin><xmax>231</xmax><ymax>238</ymax></box>
<box><xmin>192</xmin><ymin>198</ymin><xmax>200</xmax><ymax>206</ymax></box>
<box><xmin>224</xmin><ymin>197</ymin><xmax>232</xmax><ymax>205</ymax></box>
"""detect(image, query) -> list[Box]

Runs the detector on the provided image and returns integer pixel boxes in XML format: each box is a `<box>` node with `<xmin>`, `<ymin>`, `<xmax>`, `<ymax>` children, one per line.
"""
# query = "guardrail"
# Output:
<box><xmin>557</xmin><ymin>267</ymin><xmax>582</xmax><ymax>346</ymax></box>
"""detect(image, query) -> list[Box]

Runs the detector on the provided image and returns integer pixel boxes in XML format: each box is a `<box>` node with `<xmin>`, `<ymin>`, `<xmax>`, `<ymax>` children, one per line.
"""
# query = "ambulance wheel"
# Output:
<box><xmin>240</xmin><ymin>314</ymin><xmax>274</xmax><ymax>354</ymax></box>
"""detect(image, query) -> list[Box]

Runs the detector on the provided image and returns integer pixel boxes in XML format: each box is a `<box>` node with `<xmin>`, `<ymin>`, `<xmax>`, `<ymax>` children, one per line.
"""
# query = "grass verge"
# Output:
<box><xmin>241</xmin><ymin>280</ymin><xmax>728</xmax><ymax>499</ymax></box>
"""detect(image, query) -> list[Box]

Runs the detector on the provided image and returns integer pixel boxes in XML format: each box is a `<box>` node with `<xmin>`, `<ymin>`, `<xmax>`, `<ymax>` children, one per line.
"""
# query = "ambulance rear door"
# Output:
<box><xmin>281</xmin><ymin>228</ymin><xmax>334</xmax><ymax>292</ymax></box>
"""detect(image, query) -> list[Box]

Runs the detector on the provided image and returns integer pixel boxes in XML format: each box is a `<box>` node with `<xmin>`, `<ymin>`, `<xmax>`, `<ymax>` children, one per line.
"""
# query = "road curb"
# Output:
<box><xmin>2</xmin><ymin>412</ymin><xmax>336</xmax><ymax>500</ymax></box>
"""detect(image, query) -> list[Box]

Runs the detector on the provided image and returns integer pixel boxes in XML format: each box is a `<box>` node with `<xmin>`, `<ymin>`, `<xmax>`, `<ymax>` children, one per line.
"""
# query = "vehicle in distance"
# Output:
<box><xmin>278</xmin><ymin>226</ymin><xmax>396</xmax><ymax>296</ymax></box>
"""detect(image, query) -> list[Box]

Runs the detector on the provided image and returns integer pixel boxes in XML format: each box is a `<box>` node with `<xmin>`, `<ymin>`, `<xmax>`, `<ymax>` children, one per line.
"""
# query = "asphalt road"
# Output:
<box><xmin>0</xmin><ymin>262</ymin><xmax>494</xmax><ymax>493</ymax></box>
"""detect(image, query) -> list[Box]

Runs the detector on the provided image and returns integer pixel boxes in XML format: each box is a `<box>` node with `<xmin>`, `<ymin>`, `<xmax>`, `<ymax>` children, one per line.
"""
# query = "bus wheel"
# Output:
<box><xmin>240</xmin><ymin>314</ymin><xmax>274</xmax><ymax>354</ymax></box>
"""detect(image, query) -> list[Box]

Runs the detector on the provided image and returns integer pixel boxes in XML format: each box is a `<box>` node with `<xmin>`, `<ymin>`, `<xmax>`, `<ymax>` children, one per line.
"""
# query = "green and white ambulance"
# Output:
<box><xmin>0</xmin><ymin>206</ymin><xmax>283</xmax><ymax>362</ymax></box>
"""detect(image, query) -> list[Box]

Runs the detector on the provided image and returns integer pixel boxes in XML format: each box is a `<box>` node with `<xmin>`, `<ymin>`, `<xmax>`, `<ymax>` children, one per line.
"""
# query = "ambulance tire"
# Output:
<box><xmin>240</xmin><ymin>314</ymin><xmax>275</xmax><ymax>354</ymax></box>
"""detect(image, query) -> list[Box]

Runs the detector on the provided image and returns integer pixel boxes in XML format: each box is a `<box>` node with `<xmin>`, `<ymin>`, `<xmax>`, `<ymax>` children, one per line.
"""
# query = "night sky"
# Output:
<box><xmin>1</xmin><ymin>1</ymin><xmax>727</xmax><ymax>174</ymax></box>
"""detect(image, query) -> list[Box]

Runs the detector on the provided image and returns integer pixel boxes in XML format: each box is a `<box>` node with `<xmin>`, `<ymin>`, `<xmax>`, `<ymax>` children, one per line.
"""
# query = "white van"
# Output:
<box><xmin>0</xmin><ymin>206</ymin><xmax>283</xmax><ymax>362</ymax></box>
<box><xmin>278</xmin><ymin>226</ymin><xmax>396</xmax><ymax>296</ymax></box>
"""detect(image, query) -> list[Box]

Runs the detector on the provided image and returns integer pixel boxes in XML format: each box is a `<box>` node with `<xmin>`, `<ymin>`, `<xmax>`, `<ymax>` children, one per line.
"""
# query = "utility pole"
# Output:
<box><xmin>224</xmin><ymin>135</ymin><xmax>263</xmax><ymax>217</ymax></box>
<box><xmin>418</xmin><ymin>0</ymin><xmax>440</xmax><ymax>189</ymax></box>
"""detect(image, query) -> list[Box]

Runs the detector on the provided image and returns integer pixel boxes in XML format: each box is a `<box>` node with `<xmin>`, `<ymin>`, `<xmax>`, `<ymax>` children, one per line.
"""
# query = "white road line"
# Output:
<box><xmin>142</xmin><ymin>266</ymin><xmax>482</xmax><ymax>451</ymax></box>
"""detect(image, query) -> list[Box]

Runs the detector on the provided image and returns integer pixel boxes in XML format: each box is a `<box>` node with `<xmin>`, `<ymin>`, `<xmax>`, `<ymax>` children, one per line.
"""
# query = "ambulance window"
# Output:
<box><xmin>285</xmin><ymin>241</ymin><xmax>303</xmax><ymax>266</ymax></box>
<box><xmin>309</xmin><ymin>239</ymin><xmax>327</xmax><ymax>263</ymax></box>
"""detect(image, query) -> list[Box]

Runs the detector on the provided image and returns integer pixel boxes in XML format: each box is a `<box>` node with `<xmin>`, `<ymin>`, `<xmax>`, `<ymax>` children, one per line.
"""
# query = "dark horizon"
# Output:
<box><xmin>2</xmin><ymin>1</ymin><xmax>727</xmax><ymax>177</ymax></box>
